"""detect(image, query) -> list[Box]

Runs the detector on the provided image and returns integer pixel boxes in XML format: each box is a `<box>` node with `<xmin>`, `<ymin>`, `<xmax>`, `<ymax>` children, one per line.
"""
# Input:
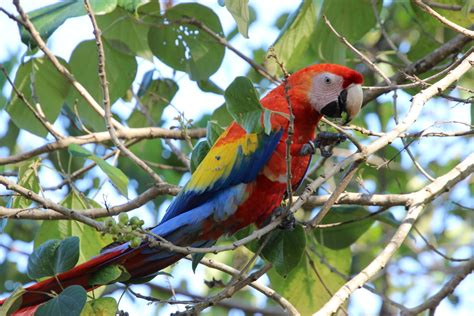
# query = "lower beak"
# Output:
<box><xmin>320</xmin><ymin>89</ymin><xmax>348</xmax><ymax>121</ymax></box>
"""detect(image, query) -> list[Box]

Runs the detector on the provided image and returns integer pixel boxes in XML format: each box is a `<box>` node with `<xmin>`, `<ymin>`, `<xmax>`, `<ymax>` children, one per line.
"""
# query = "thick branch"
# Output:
<box><xmin>0</xmin><ymin>175</ymin><xmax>103</xmax><ymax>230</ymax></box>
<box><xmin>0</xmin><ymin>127</ymin><xmax>205</xmax><ymax>166</ymax></box>
<box><xmin>314</xmin><ymin>153</ymin><xmax>474</xmax><ymax>316</ymax></box>
<box><xmin>0</xmin><ymin>184</ymin><xmax>179</xmax><ymax>219</ymax></box>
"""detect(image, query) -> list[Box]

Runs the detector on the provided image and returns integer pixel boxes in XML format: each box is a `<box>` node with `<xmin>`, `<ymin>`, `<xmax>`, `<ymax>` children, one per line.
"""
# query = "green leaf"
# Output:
<box><xmin>313</xmin><ymin>0</ymin><xmax>379</xmax><ymax>64</ymax></box>
<box><xmin>27</xmin><ymin>239</ymin><xmax>61</xmax><ymax>279</ymax></box>
<box><xmin>54</xmin><ymin>236</ymin><xmax>80</xmax><ymax>274</ymax></box>
<box><xmin>206</xmin><ymin>120</ymin><xmax>225</xmax><ymax>146</ymax></box>
<box><xmin>191</xmin><ymin>253</ymin><xmax>206</xmax><ymax>273</ymax></box>
<box><xmin>128</xmin><ymin>76</ymin><xmax>178</xmax><ymax>127</ymax></box>
<box><xmin>67</xmin><ymin>40</ymin><xmax>137</xmax><ymax>131</ymax></box>
<box><xmin>27</xmin><ymin>236</ymin><xmax>79</xmax><ymax>279</ymax></box>
<box><xmin>89</xmin><ymin>265</ymin><xmax>130</xmax><ymax>285</ymax></box>
<box><xmin>314</xmin><ymin>207</ymin><xmax>376</xmax><ymax>249</ymax></box>
<box><xmin>266</xmin><ymin>0</ymin><xmax>316</xmax><ymax>75</ymax></box>
<box><xmin>190</xmin><ymin>141</ymin><xmax>211</xmax><ymax>173</ymax></box>
<box><xmin>224</xmin><ymin>76</ymin><xmax>263</xmax><ymax>133</ymax></box>
<box><xmin>36</xmin><ymin>285</ymin><xmax>87</xmax><ymax>316</ymax></box>
<box><xmin>197</xmin><ymin>79</ymin><xmax>224</xmax><ymax>95</ymax></box>
<box><xmin>80</xmin><ymin>297</ymin><xmax>117</xmax><ymax>316</ymax></box>
<box><xmin>11</xmin><ymin>159</ymin><xmax>40</xmax><ymax>209</ymax></box>
<box><xmin>0</xmin><ymin>287</ymin><xmax>25</xmax><ymax>315</ymax></box>
<box><xmin>268</xmin><ymin>239</ymin><xmax>351</xmax><ymax>314</ymax></box>
<box><xmin>67</xmin><ymin>145</ymin><xmax>129</xmax><ymax>197</ymax></box>
<box><xmin>68</xmin><ymin>144</ymin><xmax>93</xmax><ymax>158</ymax></box>
<box><xmin>35</xmin><ymin>192</ymin><xmax>112</xmax><ymax>264</ymax></box>
<box><xmin>0</xmin><ymin>55</ymin><xmax>17</xmax><ymax>109</ymax></box>
<box><xmin>6</xmin><ymin>57</ymin><xmax>69</xmax><ymax>137</ymax></box>
<box><xmin>96</xmin><ymin>7</ymin><xmax>153</xmax><ymax>61</ymax></box>
<box><xmin>261</xmin><ymin>225</ymin><xmax>306</xmax><ymax>277</ymax></box>
<box><xmin>148</xmin><ymin>3</ymin><xmax>225</xmax><ymax>80</ymax></box>
<box><xmin>117</xmin><ymin>0</ymin><xmax>151</xmax><ymax>13</ymax></box>
<box><xmin>224</xmin><ymin>0</ymin><xmax>250</xmax><ymax>38</ymax></box>
<box><xmin>19</xmin><ymin>0</ymin><xmax>117</xmax><ymax>48</ymax></box>
<box><xmin>93</xmin><ymin>158</ymin><xmax>129</xmax><ymax>197</ymax></box>
<box><xmin>210</xmin><ymin>103</ymin><xmax>234</xmax><ymax>127</ymax></box>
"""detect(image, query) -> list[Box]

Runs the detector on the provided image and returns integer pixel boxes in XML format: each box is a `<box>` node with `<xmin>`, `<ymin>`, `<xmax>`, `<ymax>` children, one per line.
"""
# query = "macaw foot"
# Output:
<box><xmin>259</xmin><ymin>207</ymin><xmax>294</xmax><ymax>230</ymax></box>
<box><xmin>279</xmin><ymin>212</ymin><xmax>296</xmax><ymax>230</ymax></box>
<box><xmin>299</xmin><ymin>131</ymin><xmax>347</xmax><ymax>157</ymax></box>
<box><xmin>268</xmin><ymin>207</ymin><xmax>295</xmax><ymax>230</ymax></box>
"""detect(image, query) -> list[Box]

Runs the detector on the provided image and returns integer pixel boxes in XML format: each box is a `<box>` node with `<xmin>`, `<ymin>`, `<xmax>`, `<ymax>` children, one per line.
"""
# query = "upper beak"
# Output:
<box><xmin>320</xmin><ymin>84</ymin><xmax>363</xmax><ymax>125</ymax></box>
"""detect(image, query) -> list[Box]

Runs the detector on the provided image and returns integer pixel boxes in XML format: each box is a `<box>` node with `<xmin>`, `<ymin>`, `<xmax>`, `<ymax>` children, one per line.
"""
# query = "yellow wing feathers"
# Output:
<box><xmin>187</xmin><ymin>131</ymin><xmax>259</xmax><ymax>191</ymax></box>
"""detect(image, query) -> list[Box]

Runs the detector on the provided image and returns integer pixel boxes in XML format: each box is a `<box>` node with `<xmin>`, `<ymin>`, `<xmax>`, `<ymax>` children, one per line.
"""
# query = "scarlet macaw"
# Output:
<box><xmin>1</xmin><ymin>64</ymin><xmax>363</xmax><ymax>314</ymax></box>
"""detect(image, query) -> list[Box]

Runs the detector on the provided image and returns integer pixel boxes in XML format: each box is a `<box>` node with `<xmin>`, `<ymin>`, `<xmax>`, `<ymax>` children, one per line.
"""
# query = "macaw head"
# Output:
<box><xmin>290</xmin><ymin>64</ymin><xmax>364</xmax><ymax>124</ymax></box>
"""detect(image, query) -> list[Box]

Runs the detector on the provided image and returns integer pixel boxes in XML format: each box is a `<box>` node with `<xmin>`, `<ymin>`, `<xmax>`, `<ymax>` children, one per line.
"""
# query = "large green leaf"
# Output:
<box><xmin>128</xmin><ymin>76</ymin><xmax>179</xmax><ymax>127</ymax></box>
<box><xmin>36</xmin><ymin>285</ymin><xmax>87</xmax><ymax>316</ymax></box>
<box><xmin>34</xmin><ymin>191</ymin><xmax>113</xmax><ymax>264</ymax></box>
<box><xmin>27</xmin><ymin>236</ymin><xmax>79</xmax><ymax>279</ymax></box>
<box><xmin>81</xmin><ymin>297</ymin><xmax>117</xmax><ymax>316</ymax></box>
<box><xmin>96</xmin><ymin>7</ymin><xmax>153</xmax><ymax>60</ymax></box>
<box><xmin>94</xmin><ymin>159</ymin><xmax>129</xmax><ymax>197</ymax></box>
<box><xmin>68</xmin><ymin>144</ymin><xmax>129</xmax><ymax>197</ymax></box>
<box><xmin>314</xmin><ymin>207</ymin><xmax>376</xmax><ymax>249</ymax></box>
<box><xmin>6</xmin><ymin>57</ymin><xmax>69</xmax><ymax>137</ymax></box>
<box><xmin>19</xmin><ymin>0</ymin><xmax>117</xmax><ymax>48</ymax></box>
<box><xmin>66</xmin><ymin>40</ymin><xmax>137</xmax><ymax>131</ymax></box>
<box><xmin>266</xmin><ymin>0</ymin><xmax>316</xmax><ymax>75</ymax></box>
<box><xmin>224</xmin><ymin>0</ymin><xmax>250</xmax><ymax>38</ymax></box>
<box><xmin>268</xmin><ymin>239</ymin><xmax>351</xmax><ymax>315</ymax></box>
<box><xmin>148</xmin><ymin>3</ymin><xmax>225</xmax><ymax>81</ymax></box>
<box><xmin>117</xmin><ymin>0</ymin><xmax>151</xmax><ymax>13</ymax></box>
<box><xmin>190</xmin><ymin>140</ymin><xmax>211</xmax><ymax>173</ymax></box>
<box><xmin>224</xmin><ymin>76</ymin><xmax>263</xmax><ymax>133</ymax></box>
<box><xmin>89</xmin><ymin>264</ymin><xmax>130</xmax><ymax>285</ymax></box>
<box><xmin>11</xmin><ymin>159</ymin><xmax>40</xmax><ymax>209</ymax></box>
<box><xmin>206</xmin><ymin>120</ymin><xmax>225</xmax><ymax>146</ymax></box>
<box><xmin>210</xmin><ymin>103</ymin><xmax>234</xmax><ymax>127</ymax></box>
<box><xmin>261</xmin><ymin>225</ymin><xmax>306</xmax><ymax>277</ymax></box>
<box><xmin>313</xmin><ymin>0</ymin><xmax>379</xmax><ymax>64</ymax></box>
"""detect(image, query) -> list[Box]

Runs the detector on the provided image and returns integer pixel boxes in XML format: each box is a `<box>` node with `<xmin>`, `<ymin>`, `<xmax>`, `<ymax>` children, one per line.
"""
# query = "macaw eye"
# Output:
<box><xmin>324</xmin><ymin>76</ymin><xmax>331</xmax><ymax>84</ymax></box>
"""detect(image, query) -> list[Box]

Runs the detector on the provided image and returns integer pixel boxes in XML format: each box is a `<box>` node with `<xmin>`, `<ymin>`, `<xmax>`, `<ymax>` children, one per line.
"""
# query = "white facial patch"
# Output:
<box><xmin>308</xmin><ymin>72</ymin><xmax>343</xmax><ymax>113</ymax></box>
<box><xmin>345</xmin><ymin>84</ymin><xmax>363</xmax><ymax>120</ymax></box>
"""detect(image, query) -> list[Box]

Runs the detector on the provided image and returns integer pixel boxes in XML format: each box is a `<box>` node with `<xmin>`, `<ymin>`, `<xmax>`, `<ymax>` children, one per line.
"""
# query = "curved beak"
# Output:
<box><xmin>320</xmin><ymin>84</ymin><xmax>363</xmax><ymax>124</ymax></box>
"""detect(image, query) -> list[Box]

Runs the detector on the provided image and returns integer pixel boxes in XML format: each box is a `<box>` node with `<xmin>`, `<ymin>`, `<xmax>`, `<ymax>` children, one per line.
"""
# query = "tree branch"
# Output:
<box><xmin>314</xmin><ymin>152</ymin><xmax>474</xmax><ymax>315</ymax></box>
<box><xmin>401</xmin><ymin>258</ymin><xmax>474</xmax><ymax>315</ymax></box>
<box><xmin>414</xmin><ymin>0</ymin><xmax>474</xmax><ymax>38</ymax></box>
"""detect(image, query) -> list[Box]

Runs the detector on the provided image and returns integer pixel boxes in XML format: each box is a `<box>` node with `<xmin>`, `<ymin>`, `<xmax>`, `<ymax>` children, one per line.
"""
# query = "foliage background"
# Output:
<box><xmin>0</xmin><ymin>0</ymin><xmax>473</xmax><ymax>315</ymax></box>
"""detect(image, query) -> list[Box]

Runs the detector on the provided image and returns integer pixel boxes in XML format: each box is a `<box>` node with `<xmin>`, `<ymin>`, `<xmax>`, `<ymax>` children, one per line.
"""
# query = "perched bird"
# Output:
<box><xmin>1</xmin><ymin>63</ymin><xmax>363</xmax><ymax>314</ymax></box>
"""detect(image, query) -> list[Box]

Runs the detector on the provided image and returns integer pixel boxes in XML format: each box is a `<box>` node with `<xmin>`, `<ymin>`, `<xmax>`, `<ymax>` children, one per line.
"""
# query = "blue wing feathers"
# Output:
<box><xmin>162</xmin><ymin>129</ymin><xmax>282</xmax><ymax>223</ymax></box>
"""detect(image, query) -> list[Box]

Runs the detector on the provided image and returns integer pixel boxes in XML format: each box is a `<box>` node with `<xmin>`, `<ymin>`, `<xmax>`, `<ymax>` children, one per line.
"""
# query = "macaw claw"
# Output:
<box><xmin>299</xmin><ymin>131</ymin><xmax>347</xmax><ymax>157</ymax></box>
<box><xmin>278</xmin><ymin>212</ymin><xmax>296</xmax><ymax>230</ymax></box>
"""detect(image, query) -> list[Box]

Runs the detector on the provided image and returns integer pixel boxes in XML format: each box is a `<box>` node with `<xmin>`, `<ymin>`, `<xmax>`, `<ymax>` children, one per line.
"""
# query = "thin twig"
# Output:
<box><xmin>84</xmin><ymin>0</ymin><xmax>164</xmax><ymax>185</ymax></box>
<box><xmin>414</xmin><ymin>0</ymin><xmax>474</xmax><ymax>38</ymax></box>
<box><xmin>401</xmin><ymin>258</ymin><xmax>474</xmax><ymax>315</ymax></box>
<box><xmin>0</xmin><ymin>65</ymin><xmax>63</xmax><ymax>139</ymax></box>
<box><xmin>10</xmin><ymin>0</ymin><xmax>125</xmax><ymax>131</ymax></box>
<box><xmin>323</xmin><ymin>15</ymin><xmax>391</xmax><ymax>85</ymax></box>
<box><xmin>306</xmin><ymin>162</ymin><xmax>361</xmax><ymax>228</ymax></box>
